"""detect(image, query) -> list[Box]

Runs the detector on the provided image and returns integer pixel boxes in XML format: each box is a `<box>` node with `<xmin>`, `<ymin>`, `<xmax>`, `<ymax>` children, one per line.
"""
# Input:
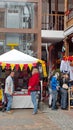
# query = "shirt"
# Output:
<box><xmin>5</xmin><ymin>75</ymin><xmax>14</xmax><ymax>94</ymax></box>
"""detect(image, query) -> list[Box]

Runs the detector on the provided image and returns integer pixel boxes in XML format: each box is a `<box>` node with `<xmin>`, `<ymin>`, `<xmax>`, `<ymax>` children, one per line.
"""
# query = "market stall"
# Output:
<box><xmin>0</xmin><ymin>49</ymin><xmax>47</xmax><ymax>108</ymax></box>
<box><xmin>12</xmin><ymin>94</ymin><xmax>34</xmax><ymax>108</ymax></box>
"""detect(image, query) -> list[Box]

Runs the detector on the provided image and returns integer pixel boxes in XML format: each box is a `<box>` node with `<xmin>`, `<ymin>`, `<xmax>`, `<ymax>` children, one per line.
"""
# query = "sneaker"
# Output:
<box><xmin>51</xmin><ymin>108</ymin><xmax>57</xmax><ymax>110</ymax></box>
<box><xmin>48</xmin><ymin>105</ymin><xmax>51</xmax><ymax>108</ymax></box>
<box><xmin>6</xmin><ymin>111</ymin><xmax>13</xmax><ymax>114</ymax></box>
<box><xmin>61</xmin><ymin>108</ymin><xmax>68</xmax><ymax>110</ymax></box>
<box><xmin>2</xmin><ymin>108</ymin><xmax>6</xmax><ymax>112</ymax></box>
<box><xmin>32</xmin><ymin>111</ymin><xmax>37</xmax><ymax>115</ymax></box>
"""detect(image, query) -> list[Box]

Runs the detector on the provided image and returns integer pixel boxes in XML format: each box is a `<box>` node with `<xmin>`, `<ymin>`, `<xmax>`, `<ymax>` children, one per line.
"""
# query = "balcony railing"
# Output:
<box><xmin>68</xmin><ymin>10</ymin><xmax>73</xmax><ymax>19</ymax></box>
<box><xmin>42</xmin><ymin>13</ymin><xmax>64</xmax><ymax>30</ymax></box>
<box><xmin>66</xmin><ymin>10</ymin><xmax>73</xmax><ymax>29</ymax></box>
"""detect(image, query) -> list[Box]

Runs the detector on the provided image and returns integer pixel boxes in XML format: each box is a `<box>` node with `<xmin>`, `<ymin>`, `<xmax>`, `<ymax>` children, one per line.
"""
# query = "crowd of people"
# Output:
<box><xmin>0</xmin><ymin>67</ymin><xmax>73</xmax><ymax>115</ymax></box>
<box><xmin>48</xmin><ymin>71</ymin><xmax>71</xmax><ymax>110</ymax></box>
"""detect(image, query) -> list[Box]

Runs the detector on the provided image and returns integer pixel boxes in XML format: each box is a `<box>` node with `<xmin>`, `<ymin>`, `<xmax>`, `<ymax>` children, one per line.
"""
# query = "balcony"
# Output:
<box><xmin>42</xmin><ymin>13</ymin><xmax>64</xmax><ymax>31</ymax></box>
<box><xmin>66</xmin><ymin>10</ymin><xmax>73</xmax><ymax>29</ymax></box>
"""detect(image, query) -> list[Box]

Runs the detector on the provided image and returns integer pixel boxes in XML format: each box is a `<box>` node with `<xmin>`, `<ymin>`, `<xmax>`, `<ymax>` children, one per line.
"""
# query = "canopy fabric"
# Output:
<box><xmin>0</xmin><ymin>49</ymin><xmax>40</xmax><ymax>64</ymax></box>
<box><xmin>0</xmin><ymin>49</ymin><xmax>47</xmax><ymax>77</ymax></box>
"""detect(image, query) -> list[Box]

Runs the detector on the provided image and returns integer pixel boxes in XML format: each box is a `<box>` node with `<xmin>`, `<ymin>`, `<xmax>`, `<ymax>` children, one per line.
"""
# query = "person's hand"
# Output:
<box><xmin>8</xmin><ymin>87</ymin><xmax>12</xmax><ymax>95</ymax></box>
<box><xmin>57</xmin><ymin>86</ymin><xmax>60</xmax><ymax>90</ymax></box>
<box><xmin>28</xmin><ymin>86</ymin><xmax>31</xmax><ymax>90</ymax></box>
<box><xmin>9</xmin><ymin>92</ymin><xmax>13</xmax><ymax>95</ymax></box>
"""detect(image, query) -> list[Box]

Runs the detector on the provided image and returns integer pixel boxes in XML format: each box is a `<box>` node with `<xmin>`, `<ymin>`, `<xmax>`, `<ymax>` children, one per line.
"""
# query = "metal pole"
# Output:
<box><xmin>40</xmin><ymin>80</ymin><xmax>43</xmax><ymax>101</ymax></box>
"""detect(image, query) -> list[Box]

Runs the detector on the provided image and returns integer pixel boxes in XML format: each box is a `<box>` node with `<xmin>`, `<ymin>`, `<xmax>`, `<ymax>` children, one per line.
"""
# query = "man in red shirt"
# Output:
<box><xmin>28</xmin><ymin>68</ymin><xmax>40</xmax><ymax>115</ymax></box>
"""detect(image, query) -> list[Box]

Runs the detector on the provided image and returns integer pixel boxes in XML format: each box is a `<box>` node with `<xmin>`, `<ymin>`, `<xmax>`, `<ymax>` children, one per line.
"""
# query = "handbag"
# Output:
<box><xmin>62</xmin><ymin>83</ymin><xmax>68</xmax><ymax>89</ymax></box>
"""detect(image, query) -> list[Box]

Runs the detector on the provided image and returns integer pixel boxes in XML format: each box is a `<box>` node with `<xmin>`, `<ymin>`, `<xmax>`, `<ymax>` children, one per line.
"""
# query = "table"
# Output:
<box><xmin>12</xmin><ymin>94</ymin><xmax>34</xmax><ymax>108</ymax></box>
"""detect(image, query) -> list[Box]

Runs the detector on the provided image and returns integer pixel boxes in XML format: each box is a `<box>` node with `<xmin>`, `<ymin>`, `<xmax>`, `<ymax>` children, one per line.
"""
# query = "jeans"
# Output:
<box><xmin>60</xmin><ymin>87</ymin><xmax>68</xmax><ymax>109</ymax></box>
<box><xmin>49</xmin><ymin>88</ymin><xmax>52</xmax><ymax>106</ymax></box>
<box><xmin>31</xmin><ymin>91</ymin><xmax>38</xmax><ymax>113</ymax></box>
<box><xmin>52</xmin><ymin>90</ymin><xmax>58</xmax><ymax>109</ymax></box>
<box><xmin>6</xmin><ymin>93</ymin><xmax>13</xmax><ymax>111</ymax></box>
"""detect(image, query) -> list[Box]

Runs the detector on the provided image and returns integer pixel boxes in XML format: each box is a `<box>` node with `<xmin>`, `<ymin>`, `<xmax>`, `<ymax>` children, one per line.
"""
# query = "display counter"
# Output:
<box><xmin>12</xmin><ymin>93</ymin><xmax>34</xmax><ymax>108</ymax></box>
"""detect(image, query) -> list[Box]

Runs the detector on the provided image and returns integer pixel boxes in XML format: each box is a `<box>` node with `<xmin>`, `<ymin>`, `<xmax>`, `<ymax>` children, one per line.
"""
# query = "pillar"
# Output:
<box><xmin>64</xmin><ymin>38</ymin><xmax>69</xmax><ymax>56</ymax></box>
<box><xmin>64</xmin><ymin>0</ymin><xmax>68</xmax><ymax>29</ymax></box>
<box><xmin>55</xmin><ymin>0</ymin><xmax>58</xmax><ymax>30</ymax></box>
<box><xmin>37</xmin><ymin>0</ymin><xmax>42</xmax><ymax>59</ymax></box>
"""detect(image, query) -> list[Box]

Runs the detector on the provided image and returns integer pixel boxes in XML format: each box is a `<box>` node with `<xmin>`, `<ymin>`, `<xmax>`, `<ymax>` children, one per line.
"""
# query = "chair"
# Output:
<box><xmin>68</xmin><ymin>87</ymin><xmax>73</xmax><ymax>110</ymax></box>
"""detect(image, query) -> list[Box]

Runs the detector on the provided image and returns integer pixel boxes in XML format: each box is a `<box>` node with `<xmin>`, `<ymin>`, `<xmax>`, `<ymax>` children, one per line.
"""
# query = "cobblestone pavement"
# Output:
<box><xmin>0</xmin><ymin>108</ymin><xmax>61</xmax><ymax>130</ymax></box>
<box><xmin>42</xmin><ymin>104</ymin><xmax>73</xmax><ymax>130</ymax></box>
<box><xmin>0</xmin><ymin>104</ymin><xmax>73</xmax><ymax>130</ymax></box>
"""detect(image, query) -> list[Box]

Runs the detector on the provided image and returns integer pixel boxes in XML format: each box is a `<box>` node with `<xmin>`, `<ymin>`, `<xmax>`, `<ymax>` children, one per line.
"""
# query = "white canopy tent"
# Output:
<box><xmin>0</xmin><ymin>49</ymin><xmax>46</xmax><ymax>102</ymax></box>
<box><xmin>0</xmin><ymin>49</ymin><xmax>44</xmax><ymax>102</ymax></box>
<box><xmin>0</xmin><ymin>49</ymin><xmax>40</xmax><ymax>64</ymax></box>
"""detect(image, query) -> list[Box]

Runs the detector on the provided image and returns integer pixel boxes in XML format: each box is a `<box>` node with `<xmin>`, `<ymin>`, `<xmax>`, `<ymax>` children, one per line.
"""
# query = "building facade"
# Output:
<box><xmin>42</xmin><ymin>0</ymin><xmax>73</xmax><ymax>74</ymax></box>
<box><xmin>64</xmin><ymin>0</ymin><xmax>73</xmax><ymax>57</ymax></box>
<box><xmin>0</xmin><ymin>0</ymin><xmax>42</xmax><ymax>59</ymax></box>
<box><xmin>0</xmin><ymin>0</ymin><xmax>73</xmax><ymax>74</ymax></box>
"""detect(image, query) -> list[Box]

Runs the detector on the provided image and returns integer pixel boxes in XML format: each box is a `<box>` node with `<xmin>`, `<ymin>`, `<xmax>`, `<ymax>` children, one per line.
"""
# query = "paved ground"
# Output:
<box><xmin>0</xmin><ymin>103</ymin><xmax>73</xmax><ymax>130</ymax></box>
<box><xmin>43</xmin><ymin>106</ymin><xmax>73</xmax><ymax>130</ymax></box>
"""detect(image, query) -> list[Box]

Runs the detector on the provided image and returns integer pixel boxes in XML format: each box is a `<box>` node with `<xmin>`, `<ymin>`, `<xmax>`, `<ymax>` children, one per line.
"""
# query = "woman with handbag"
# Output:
<box><xmin>28</xmin><ymin>67</ymin><xmax>40</xmax><ymax>115</ymax></box>
<box><xmin>60</xmin><ymin>73</ymin><xmax>69</xmax><ymax>110</ymax></box>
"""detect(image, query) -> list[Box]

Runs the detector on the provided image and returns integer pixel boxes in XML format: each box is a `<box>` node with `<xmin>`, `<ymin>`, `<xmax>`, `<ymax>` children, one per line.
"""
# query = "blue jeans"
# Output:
<box><xmin>52</xmin><ymin>90</ymin><xmax>58</xmax><ymax>109</ymax></box>
<box><xmin>49</xmin><ymin>88</ymin><xmax>52</xmax><ymax>106</ymax></box>
<box><xmin>31</xmin><ymin>91</ymin><xmax>38</xmax><ymax>113</ymax></box>
<box><xmin>60</xmin><ymin>88</ymin><xmax>68</xmax><ymax>108</ymax></box>
<box><xmin>6</xmin><ymin>93</ymin><xmax>13</xmax><ymax>111</ymax></box>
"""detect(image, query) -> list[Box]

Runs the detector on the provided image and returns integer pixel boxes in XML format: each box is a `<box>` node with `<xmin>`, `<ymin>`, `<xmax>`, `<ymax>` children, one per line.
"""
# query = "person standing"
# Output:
<box><xmin>28</xmin><ymin>67</ymin><xmax>40</xmax><ymax>115</ymax></box>
<box><xmin>51</xmin><ymin>72</ymin><xmax>60</xmax><ymax>110</ymax></box>
<box><xmin>48</xmin><ymin>72</ymin><xmax>54</xmax><ymax>108</ymax></box>
<box><xmin>60</xmin><ymin>73</ymin><xmax>69</xmax><ymax>110</ymax></box>
<box><xmin>5</xmin><ymin>70</ymin><xmax>15</xmax><ymax>113</ymax></box>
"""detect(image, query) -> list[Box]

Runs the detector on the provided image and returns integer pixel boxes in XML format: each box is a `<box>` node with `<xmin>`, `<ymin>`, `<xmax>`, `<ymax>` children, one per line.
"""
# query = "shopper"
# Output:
<box><xmin>60</xmin><ymin>73</ymin><xmax>69</xmax><ymax>110</ymax></box>
<box><xmin>28</xmin><ymin>67</ymin><xmax>40</xmax><ymax>115</ymax></box>
<box><xmin>51</xmin><ymin>72</ymin><xmax>60</xmax><ymax>110</ymax></box>
<box><xmin>5</xmin><ymin>70</ymin><xmax>15</xmax><ymax>113</ymax></box>
<box><xmin>48</xmin><ymin>72</ymin><xmax>54</xmax><ymax>108</ymax></box>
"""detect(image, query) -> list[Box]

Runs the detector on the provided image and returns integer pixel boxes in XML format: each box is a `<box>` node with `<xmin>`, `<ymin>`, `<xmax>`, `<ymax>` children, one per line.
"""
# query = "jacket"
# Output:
<box><xmin>28</xmin><ymin>73</ymin><xmax>40</xmax><ymax>91</ymax></box>
<box><xmin>51</xmin><ymin>76</ymin><xmax>58</xmax><ymax>90</ymax></box>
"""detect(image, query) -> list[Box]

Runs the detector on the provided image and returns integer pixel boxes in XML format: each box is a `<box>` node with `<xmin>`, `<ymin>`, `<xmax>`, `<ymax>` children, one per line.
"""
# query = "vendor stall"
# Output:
<box><xmin>12</xmin><ymin>94</ymin><xmax>34</xmax><ymax>108</ymax></box>
<box><xmin>0</xmin><ymin>49</ymin><xmax>47</xmax><ymax>108</ymax></box>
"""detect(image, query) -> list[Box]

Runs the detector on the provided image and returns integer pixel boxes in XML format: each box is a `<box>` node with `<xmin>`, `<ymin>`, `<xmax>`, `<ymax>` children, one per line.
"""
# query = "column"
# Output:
<box><xmin>64</xmin><ymin>38</ymin><xmax>69</xmax><ymax>56</ymax></box>
<box><xmin>37</xmin><ymin>0</ymin><xmax>42</xmax><ymax>59</ymax></box>
<box><xmin>64</xmin><ymin>0</ymin><xmax>68</xmax><ymax>29</ymax></box>
<box><xmin>55</xmin><ymin>0</ymin><xmax>58</xmax><ymax>30</ymax></box>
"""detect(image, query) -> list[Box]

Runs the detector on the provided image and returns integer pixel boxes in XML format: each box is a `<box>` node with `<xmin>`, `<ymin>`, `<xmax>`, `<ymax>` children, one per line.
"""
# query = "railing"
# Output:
<box><xmin>42</xmin><ymin>13</ymin><xmax>64</xmax><ymax>30</ymax></box>
<box><xmin>66</xmin><ymin>10</ymin><xmax>73</xmax><ymax>29</ymax></box>
<box><xmin>68</xmin><ymin>10</ymin><xmax>73</xmax><ymax>20</ymax></box>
